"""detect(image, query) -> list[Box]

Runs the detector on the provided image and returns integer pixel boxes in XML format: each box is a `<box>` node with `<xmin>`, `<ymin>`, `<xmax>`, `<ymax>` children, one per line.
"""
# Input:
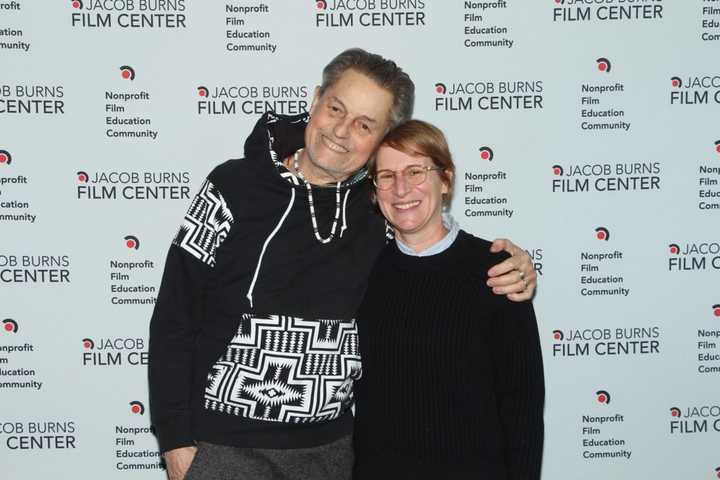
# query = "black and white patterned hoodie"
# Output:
<box><xmin>148</xmin><ymin>111</ymin><xmax>387</xmax><ymax>453</ymax></box>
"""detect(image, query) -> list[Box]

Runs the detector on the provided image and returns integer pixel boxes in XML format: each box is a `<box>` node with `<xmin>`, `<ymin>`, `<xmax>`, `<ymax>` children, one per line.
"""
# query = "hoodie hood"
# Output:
<box><xmin>244</xmin><ymin>110</ymin><xmax>306</xmax><ymax>165</ymax></box>
<box><xmin>244</xmin><ymin>110</ymin><xmax>368</xmax><ymax>188</ymax></box>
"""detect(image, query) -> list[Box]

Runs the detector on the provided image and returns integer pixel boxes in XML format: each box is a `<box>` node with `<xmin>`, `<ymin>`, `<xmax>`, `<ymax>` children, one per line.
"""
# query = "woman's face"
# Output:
<box><xmin>374</xmin><ymin>145</ymin><xmax>448</xmax><ymax>239</ymax></box>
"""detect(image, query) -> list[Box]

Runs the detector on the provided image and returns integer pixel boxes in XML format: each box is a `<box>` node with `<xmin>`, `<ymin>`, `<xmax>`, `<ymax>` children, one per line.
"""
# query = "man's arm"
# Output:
<box><xmin>148</xmin><ymin>244</ymin><xmax>208</xmax><ymax>451</ymax></box>
<box><xmin>148</xmin><ymin>178</ymin><xmax>234</xmax><ymax>479</ymax></box>
<box><xmin>487</xmin><ymin>238</ymin><xmax>537</xmax><ymax>301</ymax></box>
<box><xmin>149</xmin><ymin>244</ymin><xmax>206</xmax><ymax>479</ymax></box>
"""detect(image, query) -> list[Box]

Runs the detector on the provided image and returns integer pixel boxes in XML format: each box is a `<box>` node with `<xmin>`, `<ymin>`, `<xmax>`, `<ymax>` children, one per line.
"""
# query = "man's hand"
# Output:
<box><xmin>164</xmin><ymin>445</ymin><xmax>197</xmax><ymax>480</ymax></box>
<box><xmin>487</xmin><ymin>238</ymin><xmax>537</xmax><ymax>302</ymax></box>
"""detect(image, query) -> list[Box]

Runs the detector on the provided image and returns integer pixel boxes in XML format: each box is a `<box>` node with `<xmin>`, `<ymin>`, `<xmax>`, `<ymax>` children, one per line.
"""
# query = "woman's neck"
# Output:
<box><xmin>395</xmin><ymin>222</ymin><xmax>449</xmax><ymax>254</ymax></box>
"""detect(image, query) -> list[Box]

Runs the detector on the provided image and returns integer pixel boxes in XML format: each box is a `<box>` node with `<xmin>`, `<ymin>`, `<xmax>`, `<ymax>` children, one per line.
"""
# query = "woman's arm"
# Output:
<box><xmin>491</xmin><ymin>300</ymin><xmax>545</xmax><ymax>480</ymax></box>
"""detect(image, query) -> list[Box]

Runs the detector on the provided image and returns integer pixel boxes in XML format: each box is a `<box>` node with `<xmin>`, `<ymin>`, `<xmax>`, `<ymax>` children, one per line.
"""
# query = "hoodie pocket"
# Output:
<box><xmin>203</xmin><ymin>313</ymin><xmax>362</xmax><ymax>423</ymax></box>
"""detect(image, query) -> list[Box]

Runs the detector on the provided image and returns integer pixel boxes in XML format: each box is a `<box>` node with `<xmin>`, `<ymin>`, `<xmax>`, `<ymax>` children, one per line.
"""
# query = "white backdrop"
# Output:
<box><xmin>1</xmin><ymin>1</ymin><xmax>719</xmax><ymax>478</ymax></box>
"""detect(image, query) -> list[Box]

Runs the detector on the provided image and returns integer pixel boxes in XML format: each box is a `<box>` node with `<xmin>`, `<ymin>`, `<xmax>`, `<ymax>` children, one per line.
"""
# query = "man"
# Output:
<box><xmin>149</xmin><ymin>48</ymin><xmax>537</xmax><ymax>480</ymax></box>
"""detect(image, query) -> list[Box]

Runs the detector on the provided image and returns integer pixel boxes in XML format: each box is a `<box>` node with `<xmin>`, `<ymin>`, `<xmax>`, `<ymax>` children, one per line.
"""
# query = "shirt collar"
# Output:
<box><xmin>395</xmin><ymin>213</ymin><xmax>460</xmax><ymax>257</ymax></box>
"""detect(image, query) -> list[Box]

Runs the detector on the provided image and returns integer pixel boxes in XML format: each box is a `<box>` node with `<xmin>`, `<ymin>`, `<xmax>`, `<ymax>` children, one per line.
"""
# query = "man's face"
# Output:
<box><xmin>303</xmin><ymin>69</ymin><xmax>394</xmax><ymax>183</ymax></box>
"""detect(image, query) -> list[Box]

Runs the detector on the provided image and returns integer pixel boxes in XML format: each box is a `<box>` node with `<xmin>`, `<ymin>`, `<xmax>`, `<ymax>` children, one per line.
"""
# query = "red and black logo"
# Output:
<box><xmin>120</xmin><ymin>66</ymin><xmax>136</xmax><ymax>81</ymax></box>
<box><xmin>670</xmin><ymin>407</ymin><xmax>681</xmax><ymax>418</ymax></box>
<box><xmin>552</xmin><ymin>330</ymin><xmax>563</xmax><ymax>341</ymax></box>
<box><xmin>197</xmin><ymin>86</ymin><xmax>209</xmax><ymax>98</ymax></box>
<box><xmin>129</xmin><ymin>400</ymin><xmax>145</xmax><ymax>415</ymax></box>
<box><xmin>316</xmin><ymin>0</ymin><xmax>327</xmax><ymax>9</ymax></box>
<box><xmin>2</xmin><ymin>318</ymin><xmax>19</xmax><ymax>333</ymax></box>
<box><xmin>552</xmin><ymin>164</ymin><xmax>563</xmax><ymax>176</ymax></box>
<box><xmin>715</xmin><ymin>140</ymin><xmax>720</xmax><ymax>155</ymax></box>
<box><xmin>0</xmin><ymin>149</ymin><xmax>12</xmax><ymax>165</ymax></box>
<box><xmin>82</xmin><ymin>338</ymin><xmax>94</xmax><ymax>349</ymax></box>
<box><xmin>715</xmin><ymin>467</ymin><xmax>720</xmax><ymax>479</ymax></box>
<box><xmin>554</xmin><ymin>0</ymin><xmax>565</xmax><ymax>4</ymax></box>
<box><xmin>671</xmin><ymin>76</ymin><xmax>682</xmax><ymax>88</ymax></box>
<box><xmin>596</xmin><ymin>58</ymin><xmax>611</xmax><ymax>73</ymax></box>
<box><xmin>596</xmin><ymin>390</ymin><xmax>611</xmax><ymax>404</ymax></box>
<box><xmin>713</xmin><ymin>304</ymin><xmax>720</xmax><ymax>317</ymax></box>
<box><xmin>668</xmin><ymin>243</ymin><xmax>680</xmax><ymax>255</ymax></box>
<box><xmin>434</xmin><ymin>83</ymin><xmax>447</xmax><ymax>94</ymax></box>
<box><xmin>595</xmin><ymin>227</ymin><xmax>610</xmax><ymax>241</ymax></box>
<box><xmin>71</xmin><ymin>0</ymin><xmax>83</xmax><ymax>8</ymax></box>
<box><xmin>76</xmin><ymin>171</ymin><xmax>89</xmax><ymax>183</ymax></box>
<box><xmin>124</xmin><ymin>235</ymin><xmax>140</xmax><ymax>250</ymax></box>
<box><xmin>479</xmin><ymin>146</ymin><xmax>494</xmax><ymax>161</ymax></box>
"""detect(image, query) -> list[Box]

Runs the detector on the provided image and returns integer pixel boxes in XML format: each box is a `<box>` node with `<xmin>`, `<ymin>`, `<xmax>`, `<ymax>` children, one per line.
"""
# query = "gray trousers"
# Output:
<box><xmin>185</xmin><ymin>435</ymin><xmax>353</xmax><ymax>480</ymax></box>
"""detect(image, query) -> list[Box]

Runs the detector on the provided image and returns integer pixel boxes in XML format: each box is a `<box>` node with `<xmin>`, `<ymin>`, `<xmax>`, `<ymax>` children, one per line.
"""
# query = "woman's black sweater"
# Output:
<box><xmin>353</xmin><ymin>230</ymin><xmax>545</xmax><ymax>479</ymax></box>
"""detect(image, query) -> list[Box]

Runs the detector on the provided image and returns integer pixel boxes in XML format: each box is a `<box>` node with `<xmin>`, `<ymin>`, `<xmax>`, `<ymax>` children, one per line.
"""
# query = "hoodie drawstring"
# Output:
<box><xmin>339</xmin><ymin>189</ymin><xmax>350</xmax><ymax>238</ymax></box>
<box><xmin>246</xmin><ymin>164</ymin><xmax>353</xmax><ymax>308</ymax></box>
<box><xmin>246</xmin><ymin>187</ymin><xmax>296</xmax><ymax>309</ymax></box>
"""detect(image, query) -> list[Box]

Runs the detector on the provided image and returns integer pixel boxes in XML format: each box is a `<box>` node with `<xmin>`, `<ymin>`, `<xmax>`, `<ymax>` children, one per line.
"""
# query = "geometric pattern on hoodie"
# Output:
<box><xmin>204</xmin><ymin>313</ymin><xmax>362</xmax><ymax>423</ymax></box>
<box><xmin>173</xmin><ymin>179</ymin><xmax>233</xmax><ymax>267</ymax></box>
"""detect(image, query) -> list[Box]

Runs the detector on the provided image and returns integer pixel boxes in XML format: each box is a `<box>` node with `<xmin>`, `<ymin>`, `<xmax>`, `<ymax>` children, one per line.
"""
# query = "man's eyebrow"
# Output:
<box><xmin>329</xmin><ymin>96</ymin><xmax>346</xmax><ymax>109</ymax></box>
<box><xmin>359</xmin><ymin>115</ymin><xmax>379</xmax><ymax>124</ymax></box>
<box><xmin>329</xmin><ymin>96</ymin><xmax>379</xmax><ymax>124</ymax></box>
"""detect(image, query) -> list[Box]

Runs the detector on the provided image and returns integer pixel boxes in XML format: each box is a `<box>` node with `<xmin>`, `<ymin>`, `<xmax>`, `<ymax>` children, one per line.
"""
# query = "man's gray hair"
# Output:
<box><xmin>319</xmin><ymin>48</ymin><xmax>415</xmax><ymax>129</ymax></box>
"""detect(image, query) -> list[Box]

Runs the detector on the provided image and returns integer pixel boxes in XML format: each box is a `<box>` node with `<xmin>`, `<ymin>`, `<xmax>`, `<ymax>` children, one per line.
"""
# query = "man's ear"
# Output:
<box><xmin>309</xmin><ymin>86</ymin><xmax>321</xmax><ymax>116</ymax></box>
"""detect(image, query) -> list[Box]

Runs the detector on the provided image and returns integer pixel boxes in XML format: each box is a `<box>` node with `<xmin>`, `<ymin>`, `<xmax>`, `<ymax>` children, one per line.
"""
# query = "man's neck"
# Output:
<box><xmin>292</xmin><ymin>149</ymin><xmax>347</xmax><ymax>185</ymax></box>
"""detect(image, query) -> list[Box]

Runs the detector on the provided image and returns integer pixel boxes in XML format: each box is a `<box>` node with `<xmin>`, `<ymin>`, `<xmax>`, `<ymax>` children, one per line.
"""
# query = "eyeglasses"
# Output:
<box><xmin>371</xmin><ymin>165</ymin><xmax>443</xmax><ymax>190</ymax></box>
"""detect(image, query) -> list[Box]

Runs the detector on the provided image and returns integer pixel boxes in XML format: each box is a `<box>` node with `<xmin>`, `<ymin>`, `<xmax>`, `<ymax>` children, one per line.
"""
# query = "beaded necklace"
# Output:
<box><xmin>293</xmin><ymin>150</ymin><xmax>342</xmax><ymax>244</ymax></box>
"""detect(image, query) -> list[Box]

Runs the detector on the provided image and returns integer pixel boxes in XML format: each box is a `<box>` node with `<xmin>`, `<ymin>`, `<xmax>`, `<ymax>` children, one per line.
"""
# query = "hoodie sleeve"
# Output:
<box><xmin>148</xmin><ymin>177</ymin><xmax>234</xmax><ymax>454</ymax></box>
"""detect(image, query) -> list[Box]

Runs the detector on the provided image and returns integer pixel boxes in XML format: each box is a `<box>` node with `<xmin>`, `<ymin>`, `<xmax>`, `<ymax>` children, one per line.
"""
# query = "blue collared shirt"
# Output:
<box><xmin>395</xmin><ymin>213</ymin><xmax>460</xmax><ymax>257</ymax></box>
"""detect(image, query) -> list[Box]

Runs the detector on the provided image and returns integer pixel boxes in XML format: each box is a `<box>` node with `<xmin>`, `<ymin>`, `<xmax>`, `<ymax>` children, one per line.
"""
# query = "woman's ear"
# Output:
<box><xmin>442</xmin><ymin>169</ymin><xmax>454</xmax><ymax>195</ymax></box>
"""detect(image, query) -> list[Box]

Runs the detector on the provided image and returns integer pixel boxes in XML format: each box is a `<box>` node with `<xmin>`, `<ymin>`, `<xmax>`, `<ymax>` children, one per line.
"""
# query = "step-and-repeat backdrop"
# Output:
<box><xmin>2</xmin><ymin>1</ymin><xmax>718</xmax><ymax>478</ymax></box>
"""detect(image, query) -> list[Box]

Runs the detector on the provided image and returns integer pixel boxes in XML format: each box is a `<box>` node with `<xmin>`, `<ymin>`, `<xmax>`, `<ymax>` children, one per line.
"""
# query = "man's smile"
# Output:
<box><xmin>321</xmin><ymin>135</ymin><xmax>349</xmax><ymax>153</ymax></box>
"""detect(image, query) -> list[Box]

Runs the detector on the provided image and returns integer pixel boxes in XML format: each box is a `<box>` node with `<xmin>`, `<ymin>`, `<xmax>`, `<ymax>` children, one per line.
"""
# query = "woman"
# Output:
<box><xmin>353</xmin><ymin>120</ymin><xmax>545</xmax><ymax>479</ymax></box>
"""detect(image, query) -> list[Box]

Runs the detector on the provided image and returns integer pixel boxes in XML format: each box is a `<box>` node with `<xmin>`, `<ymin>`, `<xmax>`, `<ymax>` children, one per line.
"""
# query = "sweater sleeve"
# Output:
<box><xmin>491</xmin><ymin>299</ymin><xmax>545</xmax><ymax>480</ymax></box>
<box><xmin>148</xmin><ymin>178</ymin><xmax>234</xmax><ymax>454</ymax></box>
